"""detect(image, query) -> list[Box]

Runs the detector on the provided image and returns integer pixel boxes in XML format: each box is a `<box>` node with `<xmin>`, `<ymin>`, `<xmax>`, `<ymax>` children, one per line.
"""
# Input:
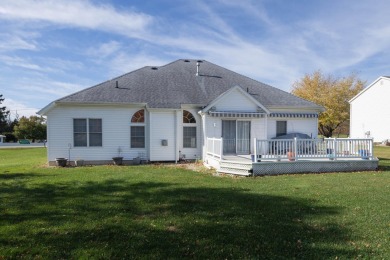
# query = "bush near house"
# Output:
<box><xmin>0</xmin><ymin>147</ymin><xmax>389</xmax><ymax>259</ymax></box>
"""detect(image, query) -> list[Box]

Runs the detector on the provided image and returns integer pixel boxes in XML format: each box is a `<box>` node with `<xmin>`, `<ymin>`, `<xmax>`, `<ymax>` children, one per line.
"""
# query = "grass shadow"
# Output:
<box><xmin>0</xmin><ymin>179</ymin><xmax>369</xmax><ymax>259</ymax></box>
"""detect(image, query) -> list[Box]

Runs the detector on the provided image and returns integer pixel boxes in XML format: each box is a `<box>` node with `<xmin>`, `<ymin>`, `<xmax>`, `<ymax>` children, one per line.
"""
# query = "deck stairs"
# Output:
<box><xmin>218</xmin><ymin>160</ymin><xmax>253</xmax><ymax>176</ymax></box>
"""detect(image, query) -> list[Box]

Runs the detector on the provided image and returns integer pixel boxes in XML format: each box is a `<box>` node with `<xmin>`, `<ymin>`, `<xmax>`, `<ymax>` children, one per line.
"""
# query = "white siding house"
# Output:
<box><xmin>350</xmin><ymin>76</ymin><xmax>390</xmax><ymax>142</ymax></box>
<box><xmin>38</xmin><ymin>59</ymin><xmax>323</xmax><ymax>165</ymax></box>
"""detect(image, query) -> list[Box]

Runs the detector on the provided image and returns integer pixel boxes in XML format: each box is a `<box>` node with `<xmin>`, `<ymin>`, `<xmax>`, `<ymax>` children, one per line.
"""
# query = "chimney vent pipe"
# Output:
<box><xmin>196</xmin><ymin>62</ymin><xmax>200</xmax><ymax>76</ymax></box>
<box><xmin>115</xmin><ymin>80</ymin><xmax>119</xmax><ymax>88</ymax></box>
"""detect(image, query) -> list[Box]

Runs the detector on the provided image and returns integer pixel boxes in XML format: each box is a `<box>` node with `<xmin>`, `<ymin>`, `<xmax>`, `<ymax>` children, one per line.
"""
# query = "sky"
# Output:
<box><xmin>1</xmin><ymin>0</ymin><xmax>390</xmax><ymax>119</ymax></box>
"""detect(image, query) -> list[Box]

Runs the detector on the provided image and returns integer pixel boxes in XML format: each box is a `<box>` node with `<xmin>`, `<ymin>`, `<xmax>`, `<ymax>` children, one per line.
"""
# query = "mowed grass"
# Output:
<box><xmin>0</xmin><ymin>148</ymin><xmax>389</xmax><ymax>259</ymax></box>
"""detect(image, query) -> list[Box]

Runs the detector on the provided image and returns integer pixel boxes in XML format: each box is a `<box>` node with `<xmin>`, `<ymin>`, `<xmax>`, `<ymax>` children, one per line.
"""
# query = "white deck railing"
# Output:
<box><xmin>254</xmin><ymin>138</ymin><xmax>374</xmax><ymax>161</ymax></box>
<box><xmin>206</xmin><ymin>137</ymin><xmax>223</xmax><ymax>160</ymax></box>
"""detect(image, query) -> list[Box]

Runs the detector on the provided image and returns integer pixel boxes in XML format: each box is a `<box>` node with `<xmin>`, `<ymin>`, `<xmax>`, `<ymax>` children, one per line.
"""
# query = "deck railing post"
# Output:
<box><xmin>254</xmin><ymin>138</ymin><xmax>257</xmax><ymax>163</ymax></box>
<box><xmin>220</xmin><ymin>138</ymin><xmax>223</xmax><ymax>160</ymax></box>
<box><xmin>333</xmin><ymin>138</ymin><xmax>337</xmax><ymax>160</ymax></box>
<box><xmin>370</xmin><ymin>138</ymin><xmax>374</xmax><ymax>159</ymax></box>
<box><xmin>294</xmin><ymin>137</ymin><xmax>298</xmax><ymax>161</ymax></box>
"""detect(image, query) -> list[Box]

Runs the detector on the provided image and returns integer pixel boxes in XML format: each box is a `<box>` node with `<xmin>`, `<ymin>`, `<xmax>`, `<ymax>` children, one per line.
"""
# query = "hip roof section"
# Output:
<box><xmin>53</xmin><ymin>59</ymin><xmax>322</xmax><ymax>110</ymax></box>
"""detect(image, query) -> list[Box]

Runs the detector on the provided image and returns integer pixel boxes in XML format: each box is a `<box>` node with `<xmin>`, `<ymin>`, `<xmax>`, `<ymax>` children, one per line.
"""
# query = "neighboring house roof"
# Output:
<box><xmin>349</xmin><ymin>76</ymin><xmax>390</xmax><ymax>103</ymax></box>
<box><xmin>39</xmin><ymin>59</ymin><xmax>323</xmax><ymax>113</ymax></box>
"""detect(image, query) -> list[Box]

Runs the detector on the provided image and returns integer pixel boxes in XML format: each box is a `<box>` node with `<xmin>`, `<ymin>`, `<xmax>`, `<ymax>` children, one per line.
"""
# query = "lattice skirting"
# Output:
<box><xmin>253</xmin><ymin>159</ymin><xmax>379</xmax><ymax>176</ymax></box>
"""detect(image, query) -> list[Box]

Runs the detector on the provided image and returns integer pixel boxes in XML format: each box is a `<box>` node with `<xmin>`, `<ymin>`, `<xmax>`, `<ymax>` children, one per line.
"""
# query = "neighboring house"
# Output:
<box><xmin>349</xmin><ymin>76</ymin><xmax>390</xmax><ymax>142</ymax></box>
<box><xmin>0</xmin><ymin>135</ymin><xmax>5</xmax><ymax>144</ymax></box>
<box><xmin>38</xmin><ymin>59</ymin><xmax>324</xmax><ymax>165</ymax></box>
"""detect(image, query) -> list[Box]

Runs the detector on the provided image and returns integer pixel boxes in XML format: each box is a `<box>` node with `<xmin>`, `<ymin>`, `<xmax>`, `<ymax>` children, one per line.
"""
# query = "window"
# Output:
<box><xmin>183</xmin><ymin>126</ymin><xmax>196</xmax><ymax>148</ymax></box>
<box><xmin>131</xmin><ymin>126</ymin><xmax>145</xmax><ymax>148</ymax></box>
<box><xmin>131</xmin><ymin>110</ymin><xmax>145</xmax><ymax>148</ymax></box>
<box><xmin>89</xmin><ymin>119</ymin><xmax>102</xmax><ymax>146</ymax></box>
<box><xmin>183</xmin><ymin>110</ymin><xmax>196</xmax><ymax>123</ymax></box>
<box><xmin>131</xmin><ymin>109</ymin><xmax>144</xmax><ymax>123</ymax></box>
<box><xmin>276</xmin><ymin>121</ymin><xmax>287</xmax><ymax>137</ymax></box>
<box><xmin>74</xmin><ymin>119</ymin><xmax>87</xmax><ymax>147</ymax></box>
<box><xmin>74</xmin><ymin>118</ymin><xmax>102</xmax><ymax>147</ymax></box>
<box><xmin>183</xmin><ymin>110</ymin><xmax>196</xmax><ymax>148</ymax></box>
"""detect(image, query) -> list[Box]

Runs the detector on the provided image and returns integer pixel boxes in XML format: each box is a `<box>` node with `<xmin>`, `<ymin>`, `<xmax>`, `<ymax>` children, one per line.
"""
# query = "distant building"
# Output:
<box><xmin>349</xmin><ymin>76</ymin><xmax>390</xmax><ymax>142</ymax></box>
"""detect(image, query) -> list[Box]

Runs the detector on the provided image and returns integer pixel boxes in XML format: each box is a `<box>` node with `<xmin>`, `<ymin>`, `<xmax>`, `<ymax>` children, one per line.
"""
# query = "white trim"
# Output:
<box><xmin>349</xmin><ymin>76</ymin><xmax>390</xmax><ymax>103</ymax></box>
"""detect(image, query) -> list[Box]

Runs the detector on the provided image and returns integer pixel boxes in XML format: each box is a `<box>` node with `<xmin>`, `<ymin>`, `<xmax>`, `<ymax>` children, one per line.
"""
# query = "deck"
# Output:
<box><xmin>205</xmin><ymin>138</ymin><xmax>379</xmax><ymax>176</ymax></box>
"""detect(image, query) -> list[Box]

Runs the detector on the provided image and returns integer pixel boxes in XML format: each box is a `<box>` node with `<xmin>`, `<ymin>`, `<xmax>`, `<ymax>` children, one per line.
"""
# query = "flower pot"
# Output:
<box><xmin>75</xmin><ymin>160</ymin><xmax>84</xmax><ymax>167</ymax></box>
<box><xmin>112</xmin><ymin>157</ymin><xmax>123</xmax><ymax>165</ymax></box>
<box><xmin>56</xmin><ymin>158</ymin><xmax>68</xmax><ymax>167</ymax></box>
<box><xmin>287</xmin><ymin>152</ymin><xmax>295</xmax><ymax>161</ymax></box>
<box><xmin>133</xmin><ymin>157</ymin><xmax>141</xmax><ymax>165</ymax></box>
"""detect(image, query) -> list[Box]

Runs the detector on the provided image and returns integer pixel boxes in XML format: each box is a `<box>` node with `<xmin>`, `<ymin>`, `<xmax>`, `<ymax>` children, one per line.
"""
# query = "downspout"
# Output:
<box><xmin>265</xmin><ymin>113</ymin><xmax>268</xmax><ymax>139</ymax></box>
<box><xmin>175</xmin><ymin>110</ymin><xmax>180</xmax><ymax>163</ymax></box>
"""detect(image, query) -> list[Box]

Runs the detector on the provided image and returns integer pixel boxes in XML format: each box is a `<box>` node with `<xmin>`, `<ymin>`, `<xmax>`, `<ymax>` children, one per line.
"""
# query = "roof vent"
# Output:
<box><xmin>184</xmin><ymin>60</ymin><xmax>190</xmax><ymax>62</ymax></box>
<box><xmin>197</xmin><ymin>60</ymin><xmax>203</xmax><ymax>63</ymax></box>
<box><xmin>151</xmin><ymin>67</ymin><xmax>158</xmax><ymax>70</ymax></box>
<box><xmin>196</xmin><ymin>62</ymin><xmax>200</xmax><ymax>76</ymax></box>
<box><xmin>115</xmin><ymin>80</ymin><xmax>119</xmax><ymax>88</ymax></box>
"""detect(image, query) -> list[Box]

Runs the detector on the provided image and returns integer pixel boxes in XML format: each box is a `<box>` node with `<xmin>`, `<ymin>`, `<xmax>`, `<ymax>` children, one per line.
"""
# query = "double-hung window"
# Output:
<box><xmin>276</xmin><ymin>121</ymin><xmax>287</xmax><ymax>137</ymax></box>
<box><xmin>131</xmin><ymin>110</ymin><xmax>145</xmax><ymax>148</ymax></box>
<box><xmin>183</xmin><ymin>110</ymin><xmax>196</xmax><ymax>148</ymax></box>
<box><xmin>73</xmin><ymin>118</ymin><xmax>102</xmax><ymax>147</ymax></box>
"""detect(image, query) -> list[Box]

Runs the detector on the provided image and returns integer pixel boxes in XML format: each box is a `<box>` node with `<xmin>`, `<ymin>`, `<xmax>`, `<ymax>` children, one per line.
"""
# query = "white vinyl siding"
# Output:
<box><xmin>214</xmin><ymin>88</ymin><xmax>258</xmax><ymax>111</ymax></box>
<box><xmin>46</xmin><ymin>105</ymin><xmax>148</xmax><ymax>162</ymax></box>
<box><xmin>267</xmin><ymin>117</ymin><xmax>317</xmax><ymax>139</ymax></box>
<box><xmin>350</xmin><ymin>78</ymin><xmax>390</xmax><ymax>142</ymax></box>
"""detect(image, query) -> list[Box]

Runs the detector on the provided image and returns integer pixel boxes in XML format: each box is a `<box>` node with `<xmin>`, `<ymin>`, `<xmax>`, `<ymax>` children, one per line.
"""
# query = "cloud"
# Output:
<box><xmin>0</xmin><ymin>33</ymin><xmax>38</xmax><ymax>52</ymax></box>
<box><xmin>0</xmin><ymin>55</ymin><xmax>45</xmax><ymax>71</ymax></box>
<box><xmin>3</xmin><ymin>98</ymin><xmax>39</xmax><ymax>119</ymax></box>
<box><xmin>0</xmin><ymin>0</ymin><xmax>153</xmax><ymax>39</ymax></box>
<box><xmin>87</xmin><ymin>41</ymin><xmax>122</xmax><ymax>59</ymax></box>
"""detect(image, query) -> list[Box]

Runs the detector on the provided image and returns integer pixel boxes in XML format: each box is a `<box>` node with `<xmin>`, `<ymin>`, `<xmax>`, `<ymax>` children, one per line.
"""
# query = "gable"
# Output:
<box><xmin>350</xmin><ymin>76</ymin><xmax>390</xmax><ymax>103</ymax></box>
<box><xmin>202</xmin><ymin>86</ymin><xmax>269</xmax><ymax>113</ymax></box>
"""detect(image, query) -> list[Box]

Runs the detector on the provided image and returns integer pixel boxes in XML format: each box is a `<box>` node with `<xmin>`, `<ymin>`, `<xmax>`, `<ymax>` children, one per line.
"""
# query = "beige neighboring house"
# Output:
<box><xmin>349</xmin><ymin>76</ymin><xmax>390</xmax><ymax>142</ymax></box>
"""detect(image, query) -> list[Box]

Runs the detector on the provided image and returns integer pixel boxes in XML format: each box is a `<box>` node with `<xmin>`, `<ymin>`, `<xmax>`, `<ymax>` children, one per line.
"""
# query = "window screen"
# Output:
<box><xmin>276</xmin><ymin>121</ymin><xmax>287</xmax><ymax>137</ymax></box>
<box><xmin>89</xmin><ymin>119</ymin><xmax>102</xmax><ymax>146</ymax></box>
<box><xmin>74</xmin><ymin>119</ymin><xmax>87</xmax><ymax>147</ymax></box>
<box><xmin>131</xmin><ymin>126</ymin><xmax>145</xmax><ymax>148</ymax></box>
<box><xmin>183</xmin><ymin>126</ymin><xmax>196</xmax><ymax>148</ymax></box>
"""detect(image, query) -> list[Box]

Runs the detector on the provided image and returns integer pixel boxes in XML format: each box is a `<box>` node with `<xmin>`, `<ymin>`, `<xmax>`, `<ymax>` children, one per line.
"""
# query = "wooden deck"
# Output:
<box><xmin>208</xmin><ymin>155</ymin><xmax>379</xmax><ymax>176</ymax></box>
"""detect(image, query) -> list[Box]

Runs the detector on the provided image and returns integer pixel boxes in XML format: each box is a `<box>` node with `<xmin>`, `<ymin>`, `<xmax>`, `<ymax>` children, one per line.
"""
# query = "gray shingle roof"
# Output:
<box><xmin>56</xmin><ymin>59</ymin><xmax>322</xmax><ymax>110</ymax></box>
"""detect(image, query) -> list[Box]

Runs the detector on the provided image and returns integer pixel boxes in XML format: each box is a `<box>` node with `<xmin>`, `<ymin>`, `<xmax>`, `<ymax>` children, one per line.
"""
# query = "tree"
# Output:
<box><xmin>292</xmin><ymin>71</ymin><xmax>365</xmax><ymax>137</ymax></box>
<box><xmin>13</xmin><ymin>116</ymin><xmax>47</xmax><ymax>142</ymax></box>
<box><xmin>0</xmin><ymin>94</ymin><xmax>10</xmax><ymax>133</ymax></box>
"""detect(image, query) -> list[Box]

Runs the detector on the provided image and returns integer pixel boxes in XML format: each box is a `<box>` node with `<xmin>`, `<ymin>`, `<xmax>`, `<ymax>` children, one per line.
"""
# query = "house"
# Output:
<box><xmin>0</xmin><ymin>135</ymin><xmax>5</xmax><ymax>144</ymax></box>
<box><xmin>38</xmin><ymin>59</ymin><xmax>324</xmax><ymax>166</ymax></box>
<box><xmin>349</xmin><ymin>76</ymin><xmax>390</xmax><ymax>142</ymax></box>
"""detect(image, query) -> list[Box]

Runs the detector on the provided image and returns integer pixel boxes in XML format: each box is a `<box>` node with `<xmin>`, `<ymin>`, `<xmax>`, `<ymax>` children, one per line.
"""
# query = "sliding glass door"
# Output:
<box><xmin>222</xmin><ymin>120</ymin><xmax>251</xmax><ymax>154</ymax></box>
<box><xmin>237</xmin><ymin>121</ymin><xmax>251</xmax><ymax>154</ymax></box>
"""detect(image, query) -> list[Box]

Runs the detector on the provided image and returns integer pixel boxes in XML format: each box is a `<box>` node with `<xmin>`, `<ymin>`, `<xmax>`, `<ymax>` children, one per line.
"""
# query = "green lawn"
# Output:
<box><xmin>1</xmin><ymin>148</ymin><xmax>389</xmax><ymax>259</ymax></box>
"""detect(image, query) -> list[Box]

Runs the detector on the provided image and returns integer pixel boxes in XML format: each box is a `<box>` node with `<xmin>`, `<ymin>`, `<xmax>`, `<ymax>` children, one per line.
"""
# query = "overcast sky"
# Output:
<box><xmin>1</xmin><ymin>0</ymin><xmax>390</xmax><ymax>118</ymax></box>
